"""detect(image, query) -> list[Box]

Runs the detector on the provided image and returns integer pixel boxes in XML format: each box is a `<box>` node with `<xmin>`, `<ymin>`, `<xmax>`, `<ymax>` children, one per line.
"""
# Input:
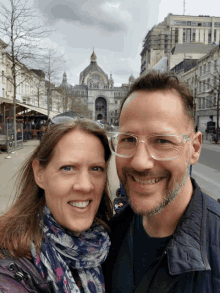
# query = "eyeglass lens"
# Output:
<box><xmin>111</xmin><ymin>133</ymin><xmax>185</xmax><ymax>159</ymax></box>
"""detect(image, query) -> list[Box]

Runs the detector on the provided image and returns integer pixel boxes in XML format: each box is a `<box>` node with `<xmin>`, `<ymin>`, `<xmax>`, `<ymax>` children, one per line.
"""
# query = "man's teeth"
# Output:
<box><xmin>131</xmin><ymin>176</ymin><xmax>162</xmax><ymax>184</ymax></box>
<box><xmin>69</xmin><ymin>201</ymin><xmax>90</xmax><ymax>208</ymax></box>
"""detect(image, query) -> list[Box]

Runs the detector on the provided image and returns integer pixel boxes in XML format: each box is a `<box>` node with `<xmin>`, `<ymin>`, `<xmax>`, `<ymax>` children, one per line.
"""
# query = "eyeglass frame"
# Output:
<box><xmin>107</xmin><ymin>132</ymin><xmax>192</xmax><ymax>161</ymax></box>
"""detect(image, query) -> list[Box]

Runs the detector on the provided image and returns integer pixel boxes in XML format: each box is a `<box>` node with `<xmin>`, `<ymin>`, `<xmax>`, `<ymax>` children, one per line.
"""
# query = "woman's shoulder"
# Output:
<box><xmin>0</xmin><ymin>252</ymin><xmax>53</xmax><ymax>293</ymax></box>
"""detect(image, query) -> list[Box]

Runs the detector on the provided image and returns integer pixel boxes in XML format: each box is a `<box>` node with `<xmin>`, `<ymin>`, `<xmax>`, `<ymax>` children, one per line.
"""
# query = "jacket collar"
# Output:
<box><xmin>166</xmin><ymin>178</ymin><xmax>211</xmax><ymax>275</ymax></box>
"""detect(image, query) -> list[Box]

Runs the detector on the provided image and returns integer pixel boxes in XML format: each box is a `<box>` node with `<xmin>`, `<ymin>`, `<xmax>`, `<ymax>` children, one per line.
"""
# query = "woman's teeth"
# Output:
<box><xmin>69</xmin><ymin>201</ymin><xmax>90</xmax><ymax>208</ymax></box>
<box><xmin>132</xmin><ymin>176</ymin><xmax>162</xmax><ymax>185</ymax></box>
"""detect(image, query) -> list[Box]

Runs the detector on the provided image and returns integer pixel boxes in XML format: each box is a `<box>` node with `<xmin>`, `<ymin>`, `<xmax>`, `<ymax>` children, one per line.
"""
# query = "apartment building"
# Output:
<box><xmin>141</xmin><ymin>13</ymin><xmax>220</xmax><ymax>75</ymax></box>
<box><xmin>0</xmin><ymin>38</ymin><xmax>63</xmax><ymax>117</ymax></box>
<box><xmin>172</xmin><ymin>45</ymin><xmax>220</xmax><ymax>133</ymax></box>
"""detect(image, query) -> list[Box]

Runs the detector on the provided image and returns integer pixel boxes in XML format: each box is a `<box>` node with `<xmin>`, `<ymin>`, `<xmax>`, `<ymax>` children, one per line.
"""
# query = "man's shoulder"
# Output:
<box><xmin>191</xmin><ymin>178</ymin><xmax>220</xmax><ymax>218</ymax></box>
<box><xmin>202</xmin><ymin>191</ymin><xmax>220</xmax><ymax>218</ymax></box>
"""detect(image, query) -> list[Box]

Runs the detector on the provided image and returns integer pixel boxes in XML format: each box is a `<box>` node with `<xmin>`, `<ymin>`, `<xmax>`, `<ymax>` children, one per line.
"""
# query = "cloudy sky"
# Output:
<box><xmin>5</xmin><ymin>0</ymin><xmax>220</xmax><ymax>86</ymax></box>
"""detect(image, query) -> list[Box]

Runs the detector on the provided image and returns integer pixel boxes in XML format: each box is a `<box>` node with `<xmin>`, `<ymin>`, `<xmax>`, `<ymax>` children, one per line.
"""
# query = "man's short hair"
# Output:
<box><xmin>120</xmin><ymin>72</ymin><xmax>195</xmax><ymax>124</ymax></box>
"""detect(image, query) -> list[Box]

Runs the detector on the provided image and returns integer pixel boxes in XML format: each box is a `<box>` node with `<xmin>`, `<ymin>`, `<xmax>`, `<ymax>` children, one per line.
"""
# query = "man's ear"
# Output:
<box><xmin>190</xmin><ymin>131</ymin><xmax>203</xmax><ymax>165</ymax></box>
<box><xmin>32</xmin><ymin>159</ymin><xmax>45</xmax><ymax>189</ymax></box>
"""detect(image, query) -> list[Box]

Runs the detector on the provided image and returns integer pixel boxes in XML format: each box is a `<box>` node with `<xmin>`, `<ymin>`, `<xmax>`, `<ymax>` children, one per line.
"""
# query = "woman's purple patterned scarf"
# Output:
<box><xmin>31</xmin><ymin>206</ymin><xmax>111</xmax><ymax>293</ymax></box>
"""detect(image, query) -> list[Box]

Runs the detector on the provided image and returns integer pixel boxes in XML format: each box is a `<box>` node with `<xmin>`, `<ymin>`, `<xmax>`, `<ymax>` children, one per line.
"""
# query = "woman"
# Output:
<box><xmin>0</xmin><ymin>118</ymin><xmax>113</xmax><ymax>292</ymax></box>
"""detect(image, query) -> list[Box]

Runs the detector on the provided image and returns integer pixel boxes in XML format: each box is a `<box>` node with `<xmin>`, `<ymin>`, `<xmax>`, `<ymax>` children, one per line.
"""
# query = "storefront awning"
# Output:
<box><xmin>16</xmin><ymin>102</ymin><xmax>60</xmax><ymax>118</ymax></box>
<box><xmin>0</xmin><ymin>98</ymin><xmax>60</xmax><ymax>118</ymax></box>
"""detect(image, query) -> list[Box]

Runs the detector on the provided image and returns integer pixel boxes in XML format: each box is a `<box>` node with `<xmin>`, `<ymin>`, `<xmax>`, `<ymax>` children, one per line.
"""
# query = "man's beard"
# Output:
<box><xmin>119</xmin><ymin>159</ymin><xmax>190</xmax><ymax>217</ymax></box>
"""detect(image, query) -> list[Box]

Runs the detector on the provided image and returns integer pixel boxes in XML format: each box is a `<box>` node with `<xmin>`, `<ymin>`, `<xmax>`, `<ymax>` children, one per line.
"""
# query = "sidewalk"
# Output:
<box><xmin>0</xmin><ymin>139</ymin><xmax>39</xmax><ymax>214</ymax></box>
<box><xmin>202</xmin><ymin>139</ymin><xmax>220</xmax><ymax>152</ymax></box>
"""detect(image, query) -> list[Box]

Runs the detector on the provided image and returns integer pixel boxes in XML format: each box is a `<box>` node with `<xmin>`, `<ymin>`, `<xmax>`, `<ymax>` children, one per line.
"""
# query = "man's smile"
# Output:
<box><xmin>129</xmin><ymin>175</ymin><xmax>163</xmax><ymax>185</ymax></box>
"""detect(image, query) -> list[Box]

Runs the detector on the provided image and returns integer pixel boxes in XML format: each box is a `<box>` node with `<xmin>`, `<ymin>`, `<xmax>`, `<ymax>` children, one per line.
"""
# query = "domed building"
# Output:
<box><xmin>59</xmin><ymin>72</ymin><xmax>73</xmax><ymax>94</ymax></box>
<box><xmin>59</xmin><ymin>50</ymin><xmax>135</xmax><ymax>123</ymax></box>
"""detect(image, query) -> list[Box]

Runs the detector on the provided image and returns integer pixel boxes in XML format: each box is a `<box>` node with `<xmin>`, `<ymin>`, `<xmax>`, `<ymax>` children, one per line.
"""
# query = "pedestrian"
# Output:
<box><xmin>104</xmin><ymin>72</ymin><xmax>220</xmax><ymax>292</ymax></box>
<box><xmin>0</xmin><ymin>118</ymin><xmax>113</xmax><ymax>292</ymax></box>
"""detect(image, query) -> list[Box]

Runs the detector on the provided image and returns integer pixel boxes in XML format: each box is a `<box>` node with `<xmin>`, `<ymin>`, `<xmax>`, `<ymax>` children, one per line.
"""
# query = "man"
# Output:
<box><xmin>104</xmin><ymin>73</ymin><xmax>220</xmax><ymax>293</ymax></box>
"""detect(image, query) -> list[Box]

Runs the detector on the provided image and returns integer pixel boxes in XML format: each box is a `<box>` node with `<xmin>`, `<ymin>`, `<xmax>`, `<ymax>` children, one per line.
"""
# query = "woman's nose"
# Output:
<box><xmin>130</xmin><ymin>141</ymin><xmax>155</xmax><ymax>172</ymax></box>
<box><xmin>73</xmin><ymin>172</ymin><xmax>94</xmax><ymax>193</ymax></box>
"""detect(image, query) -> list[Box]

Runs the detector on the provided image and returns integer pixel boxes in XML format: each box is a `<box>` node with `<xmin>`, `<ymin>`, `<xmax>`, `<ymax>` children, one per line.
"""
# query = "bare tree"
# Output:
<box><xmin>37</xmin><ymin>48</ymin><xmax>66</xmax><ymax>117</ymax></box>
<box><xmin>56</xmin><ymin>88</ymin><xmax>90</xmax><ymax>117</ymax></box>
<box><xmin>0</xmin><ymin>0</ymin><xmax>53</xmax><ymax>143</ymax></box>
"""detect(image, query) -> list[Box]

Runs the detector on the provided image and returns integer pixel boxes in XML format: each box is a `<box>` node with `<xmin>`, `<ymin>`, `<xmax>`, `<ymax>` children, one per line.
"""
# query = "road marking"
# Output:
<box><xmin>192</xmin><ymin>170</ymin><xmax>220</xmax><ymax>189</ymax></box>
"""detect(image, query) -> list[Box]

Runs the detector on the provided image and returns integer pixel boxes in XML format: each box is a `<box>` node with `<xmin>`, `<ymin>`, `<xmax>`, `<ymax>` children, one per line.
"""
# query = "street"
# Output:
<box><xmin>192</xmin><ymin>141</ymin><xmax>220</xmax><ymax>200</ymax></box>
<box><xmin>0</xmin><ymin>138</ymin><xmax>219</xmax><ymax>215</ymax></box>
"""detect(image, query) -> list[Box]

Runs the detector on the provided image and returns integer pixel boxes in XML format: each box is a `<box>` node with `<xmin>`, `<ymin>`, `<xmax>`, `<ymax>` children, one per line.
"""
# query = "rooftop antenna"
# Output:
<box><xmin>183</xmin><ymin>0</ymin><xmax>185</xmax><ymax>15</ymax></box>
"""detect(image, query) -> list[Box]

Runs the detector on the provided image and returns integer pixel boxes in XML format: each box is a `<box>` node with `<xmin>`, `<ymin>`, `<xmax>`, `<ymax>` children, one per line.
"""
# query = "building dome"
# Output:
<box><xmin>59</xmin><ymin>72</ymin><xmax>72</xmax><ymax>90</ymax></box>
<box><xmin>129</xmin><ymin>74</ymin><xmax>135</xmax><ymax>83</ymax></box>
<box><xmin>109</xmin><ymin>73</ymin><xmax>114</xmax><ymax>82</ymax></box>
<box><xmin>79</xmin><ymin>50</ymin><xmax>108</xmax><ymax>84</ymax></box>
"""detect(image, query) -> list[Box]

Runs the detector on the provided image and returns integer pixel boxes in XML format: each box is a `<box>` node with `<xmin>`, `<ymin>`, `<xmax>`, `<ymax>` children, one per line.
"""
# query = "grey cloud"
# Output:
<box><xmin>114</xmin><ymin>69</ymin><xmax>132</xmax><ymax>76</ymax></box>
<box><xmin>36</xmin><ymin>0</ymin><xmax>126</xmax><ymax>33</ymax></box>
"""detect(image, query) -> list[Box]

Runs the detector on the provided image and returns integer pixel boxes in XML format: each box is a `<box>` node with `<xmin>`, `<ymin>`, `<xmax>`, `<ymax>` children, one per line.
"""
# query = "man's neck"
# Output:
<box><xmin>142</xmin><ymin>179</ymin><xmax>193</xmax><ymax>238</ymax></box>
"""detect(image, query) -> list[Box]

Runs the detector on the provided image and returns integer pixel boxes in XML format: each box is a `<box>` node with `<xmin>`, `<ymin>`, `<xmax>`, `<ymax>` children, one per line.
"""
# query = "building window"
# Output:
<box><xmin>206</xmin><ymin>95</ymin><xmax>211</xmax><ymax>108</ymax></box>
<box><xmin>208</xmin><ymin>30</ymin><xmax>212</xmax><ymax>44</ymax></box>
<box><xmin>207</xmin><ymin>78</ymin><xmax>210</xmax><ymax>90</ymax></box>
<box><xmin>192</xmin><ymin>29</ymin><xmax>196</xmax><ymax>42</ymax></box>
<box><xmin>213</xmin><ymin>95</ymin><xmax>217</xmax><ymax>107</ymax></box>
<box><xmin>183</xmin><ymin>28</ymin><xmax>186</xmax><ymax>43</ymax></box>
<box><xmin>2</xmin><ymin>71</ymin><xmax>4</xmax><ymax>84</ymax></box>
<box><xmin>203</xmin><ymin>80</ymin><xmax>206</xmax><ymax>92</ymax></box>
<box><xmin>202</xmin><ymin>97</ymin><xmax>205</xmax><ymax>109</ymax></box>
<box><xmin>213</xmin><ymin>76</ymin><xmax>217</xmax><ymax>88</ymax></box>
<box><xmin>214</xmin><ymin>59</ymin><xmax>217</xmax><ymax>70</ymax></box>
<box><xmin>187</xmin><ymin>21</ymin><xmax>191</xmax><ymax>26</ymax></box>
<box><xmin>204</xmin><ymin>64</ymin><xmax>206</xmax><ymax>74</ymax></box>
<box><xmin>214</xmin><ymin>29</ymin><xmax>217</xmax><ymax>42</ymax></box>
<box><xmin>198</xmin><ymin>97</ymin><xmax>201</xmax><ymax>109</ymax></box>
<box><xmin>208</xmin><ymin>62</ymin><xmax>211</xmax><ymax>72</ymax></box>
<box><xmin>199</xmin><ymin>81</ymin><xmax>201</xmax><ymax>92</ymax></box>
<box><xmin>200</xmin><ymin>66</ymin><xmax>202</xmax><ymax>76</ymax></box>
<box><xmin>175</xmin><ymin>28</ymin><xmax>178</xmax><ymax>43</ymax></box>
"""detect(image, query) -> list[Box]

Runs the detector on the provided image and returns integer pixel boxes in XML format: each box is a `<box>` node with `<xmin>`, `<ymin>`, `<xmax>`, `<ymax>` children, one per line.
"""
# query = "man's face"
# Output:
<box><xmin>116</xmin><ymin>90</ymin><xmax>198</xmax><ymax>216</ymax></box>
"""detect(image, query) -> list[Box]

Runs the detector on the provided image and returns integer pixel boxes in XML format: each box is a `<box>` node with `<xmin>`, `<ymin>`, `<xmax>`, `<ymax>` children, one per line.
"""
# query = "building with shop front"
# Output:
<box><xmin>140</xmin><ymin>13</ymin><xmax>220</xmax><ymax>76</ymax></box>
<box><xmin>0</xmin><ymin>37</ymin><xmax>63</xmax><ymax>119</ymax></box>
<box><xmin>59</xmin><ymin>50</ymin><xmax>134</xmax><ymax>124</ymax></box>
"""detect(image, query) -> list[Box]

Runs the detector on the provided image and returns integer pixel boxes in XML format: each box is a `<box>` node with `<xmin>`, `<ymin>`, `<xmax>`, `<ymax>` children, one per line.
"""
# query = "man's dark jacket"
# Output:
<box><xmin>103</xmin><ymin>178</ymin><xmax>220</xmax><ymax>293</ymax></box>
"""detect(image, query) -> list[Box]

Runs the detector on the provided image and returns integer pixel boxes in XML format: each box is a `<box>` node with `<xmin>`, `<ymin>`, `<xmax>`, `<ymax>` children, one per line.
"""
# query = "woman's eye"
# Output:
<box><xmin>61</xmin><ymin>166</ymin><xmax>73</xmax><ymax>171</ymax></box>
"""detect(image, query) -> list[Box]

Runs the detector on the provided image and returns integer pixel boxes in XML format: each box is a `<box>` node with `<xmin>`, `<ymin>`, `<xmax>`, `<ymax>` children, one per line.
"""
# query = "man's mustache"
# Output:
<box><xmin>122</xmin><ymin>167</ymin><xmax>170</xmax><ymax>178</ymax></box>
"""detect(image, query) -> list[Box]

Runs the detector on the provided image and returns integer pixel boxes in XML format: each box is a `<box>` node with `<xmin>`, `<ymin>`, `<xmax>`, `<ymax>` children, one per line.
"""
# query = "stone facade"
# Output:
<box><xmin>141</xmin><ymin>13</ymin><xmax>220</xmax><ymax>76</ymax></box>
<box><xmin>172</xmin><ymin>45</ymin><xmax>220</xmax><ymax>134</ymax></box>
<box><xmin>59</xmin><ymin>50</ymin><xmax>134</xmax><ymax>124</ymax></box>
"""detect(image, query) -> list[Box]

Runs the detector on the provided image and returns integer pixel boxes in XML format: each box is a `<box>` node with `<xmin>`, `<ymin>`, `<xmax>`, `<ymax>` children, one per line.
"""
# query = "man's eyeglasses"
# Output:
<box><xmin>108</xmin><ymin>132</ymin><xmax>191</xmax><ymax>161</ymax></box>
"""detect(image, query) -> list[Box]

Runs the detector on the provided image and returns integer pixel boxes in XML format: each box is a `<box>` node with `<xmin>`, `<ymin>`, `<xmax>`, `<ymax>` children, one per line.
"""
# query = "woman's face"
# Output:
<box><xmin>33</xmin><ymin>129</ymin><xmax>106</xmax><ymax>234</ymax></box>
